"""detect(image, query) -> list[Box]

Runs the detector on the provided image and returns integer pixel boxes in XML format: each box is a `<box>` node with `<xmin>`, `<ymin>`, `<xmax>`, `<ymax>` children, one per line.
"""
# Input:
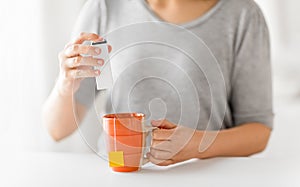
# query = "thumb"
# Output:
<box><xmin>151</xmin><ymin>119</ymin><xmax>177</xmax><ymax>129</ymax></box>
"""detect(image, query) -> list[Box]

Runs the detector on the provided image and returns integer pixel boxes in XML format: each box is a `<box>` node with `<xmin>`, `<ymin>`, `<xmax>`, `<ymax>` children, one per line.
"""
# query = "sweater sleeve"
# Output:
<box><xmin>230</xmin><ymin>1</ymin><xmax>274</xmax><ymax>129</ymax></box>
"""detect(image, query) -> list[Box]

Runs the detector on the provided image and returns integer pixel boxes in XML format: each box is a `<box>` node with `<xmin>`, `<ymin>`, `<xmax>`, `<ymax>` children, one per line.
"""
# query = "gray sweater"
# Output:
<box><xmin>74</xmin><ymin>0</ymin><xmax>273</xmax><ymax>130</ymax></box>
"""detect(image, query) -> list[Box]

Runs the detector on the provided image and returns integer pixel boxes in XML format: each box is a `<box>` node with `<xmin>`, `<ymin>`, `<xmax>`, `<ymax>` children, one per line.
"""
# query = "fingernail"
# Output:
<box><xmin>95</xmin><ymin>47</ymin><xmax>101</xmax><ymax>54</ymax></box>
<box><xmin>95</xmin><ymin>70</ymin><xmax>100</xmax><ymax>75</ymax></box>
<box><xmin>97</xmin><ymin>59</ymin><xmax>104</xmax><ymax>65</ymax></box>
<box><xmin>95</xmin><ymin>37</ymin><xmax>103</xmax><ymax>42</ymax></box>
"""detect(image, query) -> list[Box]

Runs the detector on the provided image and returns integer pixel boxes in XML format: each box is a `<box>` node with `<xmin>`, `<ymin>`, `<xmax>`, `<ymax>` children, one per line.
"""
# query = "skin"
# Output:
<box><xmin>42</xmin><ymin>33</ymin><xmax>112</xmax><ymax>141</ymax></box>
<box><xmin>42</xmin><ymin>0</ymin><xmax>272</xmax><ymax>165</ymax></box>
<box><xmin>148</xmin><ymin>120</ymin><xmax>271</xmax><ymax>166</ymax></box>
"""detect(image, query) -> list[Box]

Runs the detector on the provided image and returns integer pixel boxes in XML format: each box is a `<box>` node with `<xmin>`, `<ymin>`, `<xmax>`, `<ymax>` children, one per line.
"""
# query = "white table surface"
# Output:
<box><xmin>0</xmin><ymin>151</ymin><xmax>299</xmax><ymax>187</ymax></box>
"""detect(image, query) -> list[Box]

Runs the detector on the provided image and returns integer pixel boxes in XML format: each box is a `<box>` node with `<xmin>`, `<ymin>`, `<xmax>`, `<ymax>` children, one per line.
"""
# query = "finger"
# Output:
<box><xmin>150</xmin><ymin>147</ymin><xmax>172</xmax><ymax>160</ymax></box>
<box><xmin>65</xmin><ymin>44</ymin><xmax>101</xmax><ymax>58</ymax></box>
<box><xmin>151</xmin><ymin>119</ymin><xmax>177</xmax><ymax>129</ymax></box>
<box><xmin>151</xmin><ymin>140</ymin><xmax>171</xmax><ymax>151</ymax></box>
<box><xmin>152</xmin><ymin>129</ymin><xmax>174</xmax><ymax>140</ymax></box>
<box><xmin>73</xmin><ymin>32</ymin><xmax>102</xmax><ymax>44</ymax></box>
<box><xmin>66</xmin><ymin>68</ymin><xmax>100</xmax><ymax>79</ymax></box>
<box><xmin>108</xmin><ymin>45</ymin><xmax>112</xmax><ymax>53</ymax></box>
<box><xmin>65</xmin><ymin>56</ymin><xmax>104</xmax><ymax>68</ymax></box>
<box><xmin>147</xmin><ymin>152</ymin><xmax>173</xmax><ymax>166</ymax></box>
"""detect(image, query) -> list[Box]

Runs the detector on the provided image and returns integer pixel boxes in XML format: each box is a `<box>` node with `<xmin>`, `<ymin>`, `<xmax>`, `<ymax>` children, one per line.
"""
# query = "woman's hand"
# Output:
<box><xmin>148</xmin><ymin>119</ymin><xmax>202</xmax><ymax>166</ymax></box>
<box><xmin>56</xmin><ymin>32</ymin><xmax>111</xmax><ymax>96</ymax></box>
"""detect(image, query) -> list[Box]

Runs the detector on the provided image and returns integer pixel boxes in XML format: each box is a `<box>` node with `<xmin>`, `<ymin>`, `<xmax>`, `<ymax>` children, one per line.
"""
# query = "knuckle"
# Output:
<box><xmin>91</xmin><ymin>57</ymin><xmax>99</xmax><ymax>65</ymax></box>
<box><xmin>150</xmin><ymin>143</ymin><xmax>156</xmax><ymax>149</ymax></box>
<box><xmin>90</xmin><ymin>33</ymin><xmax>98</xmax><ymax>38</ymax></box>
<box><xmin>81</xmin><ymin>46</ymin><xmax>90</xmax><ymax>54</ymax></box>
<box><xmin>74</xmin><ymin>69</ymin><xmax>81</xmax><ymax>78</ymax></box>
<box><xmin>85</xmin><ymin>46</ymin><xmax>92</xmax><ymax>52</ymax></box>
<box><xmin>82</xmin><ymin>56</ymin><xmax>91</xmax><ymax>64</ymax></box>
<box><xmin>74</xmin><ymin>56</ymin><xmax>82</xmax><ymax>65</ymax></box>
<box><xmin>156</xmin><ymin>142</ymin><xmax>167</xmax><ymax>150</ymax></box>
<box><xmin>151</xmin><ymin>150</ymin><xmax>158</xmax><ymax>158</ymax></box>
<box><xmin>68</xmin><ymin>70</ymin><xmax>76</xmax><ymax>79</ymax></box>
<box><xmin>80</xmin><ymin>32</ymin><xmax>86</xmax><ymax>37</ymax></box>
<box><xmin>152</xmin><ymin>131</ymin><xmax>157</xmax><ymax>137</ymax></box>
<box><xmin>164</xmin><ymin>152</ymin><xmax>171</xmax><ymax>159</ymax></box>
<box><xmin>71</xmin><ymin>44</ymin><xmax>78</xmax><ymax>52</ymax></box>
<box><xmin>67</xmin><ymin>69</ymin><xmax>79</xmax><ymax>78</ymax></box>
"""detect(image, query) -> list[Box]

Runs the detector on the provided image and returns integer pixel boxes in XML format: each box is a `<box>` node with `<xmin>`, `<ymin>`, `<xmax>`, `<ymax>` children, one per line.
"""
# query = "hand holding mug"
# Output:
<box><xmin>148</xmin><ymin>119</ymin><xmax>201</xmax><ymax>166</ymax></box>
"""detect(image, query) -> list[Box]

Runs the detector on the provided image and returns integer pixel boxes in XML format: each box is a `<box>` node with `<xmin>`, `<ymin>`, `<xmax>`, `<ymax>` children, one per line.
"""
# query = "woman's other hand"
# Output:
<box><xmin>148</xmin><ymin>119</ymin><xmax>202</xmax><ymax>166</ymax></box>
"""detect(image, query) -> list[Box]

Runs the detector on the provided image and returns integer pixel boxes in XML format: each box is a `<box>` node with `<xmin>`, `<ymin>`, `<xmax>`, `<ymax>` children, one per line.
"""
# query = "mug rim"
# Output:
<box><xmin>103</xmin><ymin>113</ymin><xmax>145</xmax><ymax>119</ymax></box>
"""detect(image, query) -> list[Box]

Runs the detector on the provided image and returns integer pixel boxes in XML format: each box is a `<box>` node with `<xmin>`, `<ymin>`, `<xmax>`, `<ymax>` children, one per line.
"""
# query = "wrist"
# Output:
<box><xmin>55</xmin><ymin>75</ymin><xmax>75</xmax><ymax>97</ymax></box>
<box><xmin>192</xmin><ymin>130</ymin><xmax>213</xmax><ymax>159</ymax></box>
<box><xmin>190</xmin><ymin>130</ymin><xmax>203</xmax><ymax>159</ymax></box>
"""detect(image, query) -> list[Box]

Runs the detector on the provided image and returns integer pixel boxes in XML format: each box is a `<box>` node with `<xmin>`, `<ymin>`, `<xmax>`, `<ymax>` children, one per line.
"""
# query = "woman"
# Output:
<box><xmin>43</xmin><ymin>0</ymin><xmax>273</xmax><ymax>166</ymax></box>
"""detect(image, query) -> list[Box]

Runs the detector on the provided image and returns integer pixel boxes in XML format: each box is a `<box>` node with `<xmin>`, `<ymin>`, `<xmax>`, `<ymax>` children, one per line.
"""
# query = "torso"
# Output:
<box><xmin>76</xmin><ymin>0</ymin><xmax>270</xmax><ymax>130</ymax></box>
<box><xmin>99</xmin><ymin>0</ymin><xmax>230</xmax><ymax>130</ymax></box>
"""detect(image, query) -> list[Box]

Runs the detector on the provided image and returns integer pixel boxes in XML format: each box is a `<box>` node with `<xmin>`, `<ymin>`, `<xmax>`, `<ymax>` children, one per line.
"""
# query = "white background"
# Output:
<box><xmin>0</xmin><ymin>0</ymin><xmax>300</xmax><ymax>156</ymax></box>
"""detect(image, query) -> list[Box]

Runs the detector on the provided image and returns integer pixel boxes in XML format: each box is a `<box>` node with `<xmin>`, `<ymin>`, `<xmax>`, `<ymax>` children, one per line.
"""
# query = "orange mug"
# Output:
<box><xmin>103</xmin><ymin>113</ymin><xmax>155</xmax><ymax>172</ymax></box>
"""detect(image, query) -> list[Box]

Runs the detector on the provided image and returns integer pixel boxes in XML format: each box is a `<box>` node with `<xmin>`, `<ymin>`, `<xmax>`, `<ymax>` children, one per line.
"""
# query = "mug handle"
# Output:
<box><xmin>141</xmin><ymin>126</ymin><xmax>158</xmax><ymax>165</ymax></box>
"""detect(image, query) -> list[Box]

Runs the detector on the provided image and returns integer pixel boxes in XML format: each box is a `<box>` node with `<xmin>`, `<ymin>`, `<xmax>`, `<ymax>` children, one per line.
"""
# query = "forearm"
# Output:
<box><xmin>195</xmin><ymin>123</ymin><xmax>271</xmax><ymax>159</ymax></box>
<box><xmin>42</xmin><ymin>87</ymin><xmax>86</xmax><ymax>141</ymax></box>
<box><xmin>42</xmin><ymin>33</ymin><xmax>107</xmax><ymax>141</ymax></box>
